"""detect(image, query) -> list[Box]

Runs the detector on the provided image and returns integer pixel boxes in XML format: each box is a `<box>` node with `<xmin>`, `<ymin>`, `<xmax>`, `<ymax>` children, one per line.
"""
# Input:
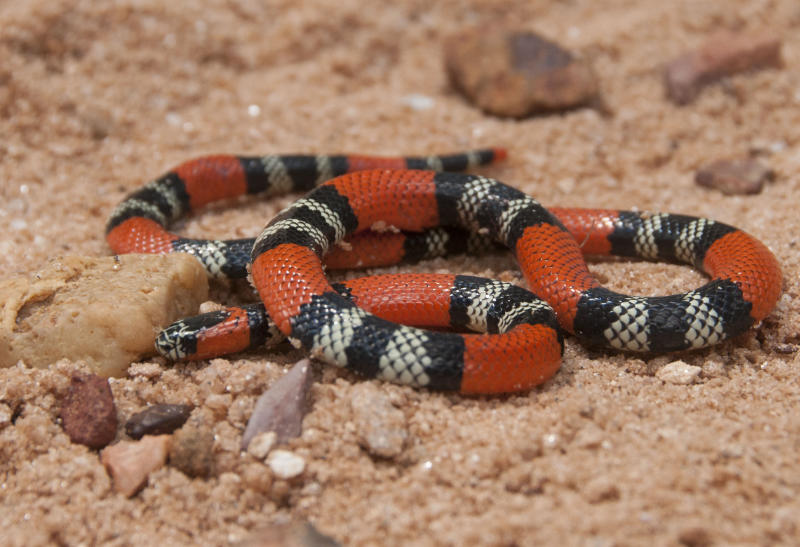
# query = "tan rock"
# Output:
<box><xmin>656</xmin><ymin>360</ymin><xmax>702</xmax><ymax>385</ymax></box>
<box><xmin>247</xmin><ymin>431</ymin><xmax>277</xmax><ymax>460</ymax></box>
<box><xmin>169</xmin><ymin>421</ymin><xmax>215</xmax><ymax>478</ymax></box>
<box><xmin>101</xmin><ymin>434</ymin><xmax>171</xmax><ymax>497</ymax></box>
<box><xmin>0</xmin><ymin>254</ymin><xmax>208</xmax><ymax>376</ymax></box>
<box><xmin>350</xmin><ymin>383</ymin><xmax>407</xmax><ymax>458</ymax></box>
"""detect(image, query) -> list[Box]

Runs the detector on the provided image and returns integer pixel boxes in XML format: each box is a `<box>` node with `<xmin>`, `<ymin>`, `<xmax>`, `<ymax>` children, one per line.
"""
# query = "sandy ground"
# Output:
<box><xmin>2</xmin><ymin>0</ymin><xmax>800</xmax><ymax>545</ymax></box>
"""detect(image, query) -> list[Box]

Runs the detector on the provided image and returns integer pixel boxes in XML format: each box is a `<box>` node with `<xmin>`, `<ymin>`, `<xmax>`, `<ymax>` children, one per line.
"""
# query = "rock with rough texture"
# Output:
<box><xmin>656</xmin><ymin>361</ymin><xmax>702</xmax><ymax>385</ymax></box>
<box><xmin>695</xmin><ymin>158</ymin><xmax>774</xmax><ymax>195</ymax></box>
<box><xmin>445</xmin><ymin>29</ymin><xmax>599</xmax><ymax>117</ymax></box>
<box><xmin>60</xmin><ymin>372</ymin><xmax>118</xmax><ymax>449</ymax></box>
<box><xmin>267</xmin><ymin>449</ymin><xmax>306</xmax><ymax>480</ymax></box>
<box><xmin>125</xmin><ymin>403</ymin><xmax>192</xmax><ymax>439</ymax></box>
<box><xmin>239</xmin><ymin>520</ymin><xmax>340</xmax><ymax>547</ymax></box>
<box><xmin>101</xmin><ymin>434</ymin><xmax>171</xmax><ymax>497</ymax></box>
<box><xmin>0</xmin><ymin>254</ymin><xmax>208</xmax><ymax>377</ymax></box>
<box><xmin>665</xmin><ymin>31</ymin><xmax>782</xmax><ymax>105</ymax></box>
<box><xmin>350</xmin><ymin>383</ymin><xmax>407</xmax><ymax>458</ymax></box>
<box><xmin>169</xmin><ymin>421</ymin><xmax>215</xmax><ymax>478</ymax></box>
<box><xmin>241</xmin><ymin>359</ymin><xmax>313</xmax><ymax>450</ymax></box>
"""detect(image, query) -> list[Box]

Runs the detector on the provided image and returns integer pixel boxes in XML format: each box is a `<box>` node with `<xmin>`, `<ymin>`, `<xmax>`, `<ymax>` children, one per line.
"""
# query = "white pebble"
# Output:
<box><xmin>656</xmin><ymin>360</ymin><xmax>701</xmax><ymax>385</ymax></box>
<box><xmin>267</xmin><ymin>449</ymin><xmax>305</xmax><ymax>479</ymax></box>
<box><xmin>401</xmin><ymin>93</ymin><xmax>434</xmax><ymax>111</ymax></box>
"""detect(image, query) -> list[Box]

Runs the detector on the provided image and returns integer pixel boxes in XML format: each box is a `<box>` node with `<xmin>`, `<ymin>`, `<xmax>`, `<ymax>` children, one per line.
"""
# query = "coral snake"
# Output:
<box><xmin>106</xmin><ymin>149</ymin><xmax>782</xmax><ymax>394</ymax></box>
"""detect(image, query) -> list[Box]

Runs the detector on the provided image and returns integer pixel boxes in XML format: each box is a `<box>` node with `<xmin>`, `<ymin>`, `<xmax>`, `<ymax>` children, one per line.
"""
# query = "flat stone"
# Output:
<box><xmin>125</xmin><ymin>403</ymin><xmax>192</xmax><ymax>439</ymax></box>
<box><xmin>241</xmin><ymin>359</ymin><xmax>313</xmax><ymax>450</ymax></box>
<box><xmin>60</xmin><ymin>372</ymin><xmax>118</xmax><ymax>449</ymax></box>
<box><xmin>656</xmin><ymin>361</ymin><xmax>702</xmax><ymax>385</ymax></box>
<box><xmin>665</xmin><ymin>31</ymin><xmax>782</xmax><ymax>105</ymax></box>
<box><xmin>101</xmin><ymin>434</ymin><xmax>171</xmax><ymax>497</ymax></box>
<box><xmin>350</xmin><ymin>383</ymin><xmax>407</xmax><ymax>459</ymax></box>
<box><xmin>695</xmin><ymin>158</ymin><xmax>774</xmax><ymax>195</ymax></box>
<box><xmin>0</xmin><ymin>254</ymin><xmax>208</xmax><ymax>376</ymax></box>
<box><xmin>445</xmin><ymin>29</ymin><xmax>598</xmax><ymax>117</ymax></box>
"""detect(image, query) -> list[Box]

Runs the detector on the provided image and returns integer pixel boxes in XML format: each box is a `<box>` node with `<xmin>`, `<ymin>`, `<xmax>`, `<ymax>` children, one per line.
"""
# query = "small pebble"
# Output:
<box><xmin>444</xmin><ymin>28</ymin><xmax>598</xmax><ymax>117</ymax></box>
<box><xmin>60</xmin><ymin>372</ymin><xmax>118</xmax><ymax>449</ymax></box>
<box><xmin>241</xmin><ymin>359</ymin><xmax>313</xmax><ymax>450</ymax></box>
<box><xmin>695</xmin><ymin>158</ymin><xmax>774</xmax><ymax>195</ymax></box>
<box><xmin>267</xmin><ymin>449</ymin><xmax>306</xmax><ymax>479</ymax></box>
<box><xmin>247</xmin><ymin>431</ymin><xmax>277</xmax><ymax>460</ymax></box>
<box><xmin>350</xmin><ymin>383</ymin><xmax>407</xmax><ymax>458</ymax></box>
<box><xmin>656</xmin><ymin>361</ymin><xmax>702</xmax><ymax>385</ymax></box>
<box><xmin>100</xmin><ymin>434</ymin><xmax>171</xmax><ymax>497</ymax></box>
<box><xmin>401</xmin><ymin>93</ymin><xmax>434</xmax><ymax>111</ymax></box>
<box><xmin>125</xmin><ymin>403</ymin><xmax>192</xmax><ymax>439</ymax></box>
<box><xmin>169</xmin><ymin>422</ymin><xmax>215</xmax><ymax>478</ymax></box>
<box><xmin>665</xmin><ymin>31</ymin><xmax>782</xmax><ymax>105</ymax></box>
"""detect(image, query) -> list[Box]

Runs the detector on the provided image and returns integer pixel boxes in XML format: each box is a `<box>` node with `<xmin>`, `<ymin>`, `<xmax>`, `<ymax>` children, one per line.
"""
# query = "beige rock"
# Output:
<box><xmin>169</xmin><ymin>421</ymin><xmax>215</xmax><ymax>478</ymax></box>
<box><xmin>0</xmin><ymin>254</ymin><xmax>208</xmax><ymax>377</ymax></box>
<box><xmin>247</xmin><ymin>431</ymin><xmax>277</xmax><ymax>460</ymax></box>
<box><xmin>350</xmin><ymin>383</ymin><xmax>407</xmax><ymax>458</ymax></box>
<box><xmin>101</xmin><ymin>434</ymin><xmax>172</xmax><ymax>497</ymax></box>
<box><xmin>656</xmin><ymin>361</ymin><xmax>702</xmax><ymax>385</ymax></box>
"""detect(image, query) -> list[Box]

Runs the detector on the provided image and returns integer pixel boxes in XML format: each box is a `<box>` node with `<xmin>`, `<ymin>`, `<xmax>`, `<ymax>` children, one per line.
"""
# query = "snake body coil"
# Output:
<box><xmin>106</xmin><ymin>150</ymin><xmax>782</xmax><ymax>394</ymax></box>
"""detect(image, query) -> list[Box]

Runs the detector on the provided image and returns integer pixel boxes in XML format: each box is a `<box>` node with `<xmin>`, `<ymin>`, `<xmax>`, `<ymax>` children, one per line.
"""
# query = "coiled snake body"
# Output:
<box><xmin>106</xmin><ymin>150</ymin><xmax>781</xmax><ymax>394</ymax></box>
